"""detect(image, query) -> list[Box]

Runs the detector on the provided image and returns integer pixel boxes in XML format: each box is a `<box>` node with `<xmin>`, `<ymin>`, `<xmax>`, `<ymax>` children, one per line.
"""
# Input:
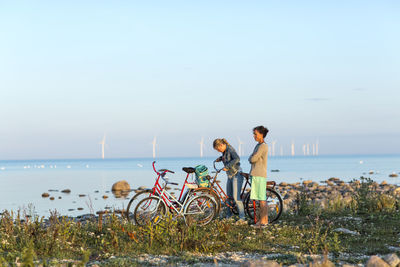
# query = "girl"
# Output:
<box><xmin>249</xmin><ymin>126</ymin><xmax>269</xmax><ymax>227</ymax></box>
<box><xmin>213</xmin><ymin>138</ymin><xmax>245</xmax><ymax>222</ymax></box>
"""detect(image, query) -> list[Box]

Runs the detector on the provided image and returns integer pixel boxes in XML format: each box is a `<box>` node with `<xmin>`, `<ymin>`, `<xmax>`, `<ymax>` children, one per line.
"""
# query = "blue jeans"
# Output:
<box><xmin>226</xmin><ymin>172</ymin><xmax>245</xmax><ymax>219</ymax></box>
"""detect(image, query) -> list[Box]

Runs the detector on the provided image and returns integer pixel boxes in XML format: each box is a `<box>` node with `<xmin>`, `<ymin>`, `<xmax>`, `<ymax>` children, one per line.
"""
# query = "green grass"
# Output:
<box><xmin>1</xmin><ymin>178</ymin><xmax>399</xmax><ymax>266</ymax></box>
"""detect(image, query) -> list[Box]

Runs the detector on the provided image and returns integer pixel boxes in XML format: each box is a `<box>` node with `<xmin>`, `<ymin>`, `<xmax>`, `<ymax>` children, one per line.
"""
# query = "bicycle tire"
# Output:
<box><xmin>134</xmin><ymin>196</ymin><xmax>167</xmax><ymax>226</ymax></box>
<box><xmin>126</xmin><ymin>189</ymin><xmax>154</xmax><ymax>222</ymax></box>
<box><xmin>190</xmin><ymin>187</ymin><xmax>221</xmax><ymax>215</ymax></box>
<box><xmin>244</xmin><ymin>188</ymin><xmax>283</xmax><ymax>223</ymax></box>
<box><xmin>184</xmin><ymin>195</ymin><xmax>217</xmax><ymax>226</ymax></box>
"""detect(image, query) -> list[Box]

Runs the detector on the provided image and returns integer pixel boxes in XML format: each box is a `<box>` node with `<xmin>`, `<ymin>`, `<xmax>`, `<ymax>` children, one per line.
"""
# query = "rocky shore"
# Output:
<box><xmin>276</xmin><ymin>177</ymin><xmax>400</xmax><ymax>212</ymax></box>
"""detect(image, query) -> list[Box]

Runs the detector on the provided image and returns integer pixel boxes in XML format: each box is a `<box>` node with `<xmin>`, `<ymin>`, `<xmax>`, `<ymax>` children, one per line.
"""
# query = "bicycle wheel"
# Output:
<box><xmin>244</xmin><ymin>188</ymin><xmax>283</xmax><ymax>223</ymax></box>
<box><xmin>134</xmin><ymin>196</ymin><xmax>167</xmax><ymax>226</ymax></box>
<box><xmin>126</xmin><ymin>189</ymin><xmax>154</xmax><ymax>222</ymax></box>
<box><xmin>190</xmin><ymin>187</ymin><xmax>221</xmax><ymax>216</ymax></box>
<box><xmin>184</xmin><ymin>195</ymin><xmax>216</xmax><ymax>226</ymax></box>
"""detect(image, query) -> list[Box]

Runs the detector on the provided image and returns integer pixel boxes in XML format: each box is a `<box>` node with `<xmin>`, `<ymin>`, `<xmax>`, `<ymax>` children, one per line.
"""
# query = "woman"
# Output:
<box><xmin>213</xmin><ymin>138</ymin><xmax>245</xmax><ymax>222</ymax></box>
<box><xmin>248</xmin><ymin>126</ymin><xmax>269</xmax><ymax>227</ymax></box>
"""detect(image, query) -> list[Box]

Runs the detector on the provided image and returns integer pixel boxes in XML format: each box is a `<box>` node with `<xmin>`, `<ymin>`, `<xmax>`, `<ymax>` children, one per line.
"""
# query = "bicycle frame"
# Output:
<box><xmin>143</xmin><ymin>161</ymin><xmax>198</xmax><ymax>203</ymax></box>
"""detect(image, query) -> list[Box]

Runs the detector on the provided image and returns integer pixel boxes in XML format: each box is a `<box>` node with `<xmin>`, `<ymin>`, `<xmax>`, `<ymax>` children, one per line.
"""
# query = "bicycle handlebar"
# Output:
<box><xmin>213</xmin><ymin>159</ymin><xmax>224</xmax><ymax>173</ymax></box>
<box><xmin>152</xmin><ymin>161</ymin><xmax>175</xmax><ymax>174</ymax></box>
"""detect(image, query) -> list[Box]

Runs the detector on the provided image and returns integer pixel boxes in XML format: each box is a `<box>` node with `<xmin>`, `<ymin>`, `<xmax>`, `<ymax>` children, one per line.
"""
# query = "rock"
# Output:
<box><xmin>138</xmin><ymin>186</ymin><xmax>147</xmax><ymax>190</ymax></box>
<box><xmin>94</xmin><ymin>190</ymin><xmax>99</xmax><ymax>193</ymax></box>
<box><xmin>102</xmin><ymin>195</ymin><xmax>108</xmax><ymax>199</ymax></box>
<box><xmin>68</xmin><ymin>209</ymin><xmax>75</xmax><ymax>211</ymax></box>
<box><xmin>112</xmin><ymin>180</ymin><xmax>131</xmax><ymax>192</ymax></box>
<box><xmin>334</xmin><ymin>228</ymin><xmax>360</xmax><ymax>236</ymax></box>
<box><xmin>381</xmin><ymin>180</ymin><xmax>388</xmax><ymax>186</ymax></box>
<box><xmin>303</xmin><ymin>180</ymin><xmax>313</xmax><ymax>185</ymax></box>
<box><xmin>58</xmin><ymin>196</ymin><xmax>62</xmax><ymax>199</ymax></box>
<box><xmin>328</xmin><ymin>177</ymin><xmax>340</xmax><ymax>182</ymax></box>
<box><xmin>279</xmin><ymin>182</ymin><xmax>288</xmax><ymax>186</ymax></box>
<box><xmin>369</xmin><ymin>170</ymin><xmax>375</xmax><ymax>174</ymax></box>
<box><xmin>61</xmin><ymin>189</ymin><xmax>71</xmax><ymax>193</ymax></box>
<box><xmin>271</xmin><ymin>169</ymin><xmax>280</xmax><ymax>172</ymax></box>
<box><xmin>49</xmin><ymin>197</ymin><xmax>55</xmax><ymax>200</ymax></box>
<box><xmin>48</xmin><ymin>189</ymin><xmax>58</xmax><ymax>192</ymax></box>
<box><xmin>311</xmin><ymin>260</ymin><xmax>335</xmax><ymax>267</ymax></box>
<box><xmin>366</xmin><ymin>256</ymin><xmax>390</xmax><ymax>267</ymax></box>
<box><xmin>389</xmin><ymin>173</ymin><xmax>399</xmax><ymax>178</ymax></box>
<box><xmin>41</xmin><ymin>193</ymin><xmax>50</xmax><ymax>198</ymax></box>
<box><xmin>77</xmin><ymin>207</ymin><xmax>84</xmax><ymax>211</ymax></box>
<box><xmin>241</xmin><ymin>260</ymin><xmax>280</xmax><ymax>267</ymax></box>
<box><xmin>383</xmin><ymin>254</ymin><xmax>400</xmax><ymax>267</ymax></box>
<box><xmin>78</xmin><ymin>194</ymin><xmax>86</xmax><ymax>197</ymax></box>
<box><xmin>393</xmin><ymin>188</ymin><xmax>400</xmax><ymax>196</ymax></box>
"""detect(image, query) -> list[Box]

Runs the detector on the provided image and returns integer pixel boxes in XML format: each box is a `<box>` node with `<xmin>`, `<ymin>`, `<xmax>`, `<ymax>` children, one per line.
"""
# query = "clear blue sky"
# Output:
<box><xmin>1</xmin><ymin>0</ymin><xmax>399</xmax><ymax>159</ymax></box>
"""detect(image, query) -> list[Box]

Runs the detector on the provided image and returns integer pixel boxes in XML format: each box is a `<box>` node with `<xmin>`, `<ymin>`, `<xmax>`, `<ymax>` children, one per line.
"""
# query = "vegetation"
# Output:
<box><xmin>0</xmin><ymin>177</ymin><xmax>399</xmax><ymax>266</ymax></box>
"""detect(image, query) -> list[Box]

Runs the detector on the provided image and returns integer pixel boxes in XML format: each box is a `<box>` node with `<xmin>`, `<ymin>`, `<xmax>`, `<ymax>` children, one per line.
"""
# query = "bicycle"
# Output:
<box><xmin>133</xmin><ymin>168</ymin><xmax>217</xmax><ymax>226</ymax></box>
<box><xmin>126</xmin><ymin>161</ymin><xmax>219</xmax><ymax>222</ymax></box>
<box><xmin>207</xmin><ymin>159</ymin><xmax>283</xmax><ymax>223</ymax></box>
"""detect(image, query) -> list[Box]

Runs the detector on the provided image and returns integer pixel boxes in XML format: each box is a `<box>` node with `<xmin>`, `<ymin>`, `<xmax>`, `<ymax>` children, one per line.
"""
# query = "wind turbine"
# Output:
<box><xmin>152</xmin><ymin>136</ymin><xmax>157</xmax><ymax>159</ymax></box>
<box><xmin>199</xmin><ymin>137</ymin><xmax>205</xmax><ymax>158</ymax></box>
<box><xmin>99</xmin><ymin>134</ymin><xmax>106</xmax><ymax>159</ymax></box>
<box><xmin>271</xmin><ymin>140</ymin><xmax>277</xmax><ymax>156</ymax></box>
<box><xmin>291</xmin><ymin>141</ymin><xmax>295</xmax><ymax>156</ymax></box>
<box><xmin>237</xmin><ymin>137</ymin><xmax>244</xmax><ymax>157</ymax></box>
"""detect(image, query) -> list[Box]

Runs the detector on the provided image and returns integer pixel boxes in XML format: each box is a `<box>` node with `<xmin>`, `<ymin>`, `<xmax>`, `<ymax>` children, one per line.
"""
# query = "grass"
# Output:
<box><xmin>0</xmin><ymin>177</ymin><xmax>400</xmax><ymax>266</ymax></box>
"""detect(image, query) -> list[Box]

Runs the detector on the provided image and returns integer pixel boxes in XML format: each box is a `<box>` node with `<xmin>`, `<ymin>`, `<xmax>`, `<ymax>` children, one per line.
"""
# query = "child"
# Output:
<box><xmin>249</xmin><ymin>126</ymin><xmax>269</xmax><ymax>227</ymax></box>
<box><xmin>213</xmin><ymin>138</ymin><xmax>245</xmax><ymax>222</ymax></box>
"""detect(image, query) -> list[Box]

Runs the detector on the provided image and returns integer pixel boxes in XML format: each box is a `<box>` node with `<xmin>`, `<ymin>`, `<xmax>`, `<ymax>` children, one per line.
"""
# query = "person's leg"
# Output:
<box><xmin>226</xmin><ymin>177</ymin><xmax>233</xmax><ymax>218</ymax></box>
<box><xmin>233</xmin><ymin>173</ymin><xmax>245</xmax><ymax>219</ymax></box>
<box><xmin>259</xmin><ymin>200</ymin><xmax>268</xmax><ymax>224</ymax></box>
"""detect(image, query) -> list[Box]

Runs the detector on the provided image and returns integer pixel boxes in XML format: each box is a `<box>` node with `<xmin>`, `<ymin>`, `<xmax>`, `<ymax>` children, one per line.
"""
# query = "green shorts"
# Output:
<box><xmin>250</xmin><ymin>176</ymin><xmax>267</xmax><ymax>201</ymax></box>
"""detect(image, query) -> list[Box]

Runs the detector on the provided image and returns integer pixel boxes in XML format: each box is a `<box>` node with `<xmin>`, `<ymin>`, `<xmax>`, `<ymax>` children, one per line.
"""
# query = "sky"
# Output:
<box><xmin>0</xmin><ymin>0</ymin><xmax>399</xmax><ymax>160</ymax></box>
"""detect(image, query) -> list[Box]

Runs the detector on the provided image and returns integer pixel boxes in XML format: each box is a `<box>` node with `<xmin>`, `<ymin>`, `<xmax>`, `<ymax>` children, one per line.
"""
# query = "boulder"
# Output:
<box><xmin>61</xmin><ymin>189</ymin><xmax>71</xmax><ymax>194</ymax></box>
<box><xmin>78</xmin><ymin>194</ymin><xmax>86</xmax><ymax>197</ymax></box>
<box><xmin>41</xmin><ymin>193</ymin><xmax>50</xmax><ymax>198</ymax></box>
<box><xmin>389</xmin><ymin>173</ymin><xmax>399</xmax><ymax>178</ymax></box>
<box><xmin>49</xmin><ymin>197</ymin><xmax>55</xmax><ymax>200</ymax></box>
<box><xmin>302</xmin><ymin>180</ymin><xmax>313</xmax><ymax>186</ymax></box>
<box><xmin>112</xmin><ymin>180</ymin><xmax>131</xmax><ymax>192</ymax></box>
<box><xmin>102</xmin><ymin>195</ymin><xmax>108</xmax><ymax>199</ymax></box>
<box><xmin>383</xmin><ymin>254</ymin><xmax>400</xmax><ymax>267</ymax></box>
<box><xmin>366</xmin><ymin>256</ymin><xmax>390</xmax><ymax>267</ymax></box>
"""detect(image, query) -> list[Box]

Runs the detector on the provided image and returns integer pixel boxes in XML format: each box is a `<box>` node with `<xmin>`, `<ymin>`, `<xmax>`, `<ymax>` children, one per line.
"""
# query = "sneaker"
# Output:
<box><xmin>250</xmin><ymin>223</ymin><xmax>268</xmax><ymax>229</ymax></box>
<box><xmin>235</xmin><ymin>219</ymin><xmax>247</xmax><ymax>226</ymax></box>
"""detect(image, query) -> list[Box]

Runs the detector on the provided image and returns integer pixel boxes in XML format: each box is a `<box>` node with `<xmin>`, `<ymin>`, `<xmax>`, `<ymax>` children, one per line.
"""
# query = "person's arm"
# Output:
<box><xmin>224</xmin><ymin>148</ymin><xmax>240</xmax><ymax>169</ymax></box>
<box><xmin>249</xmin><ymin>144</ymin><xmax>267</xmax><ymax>163</ymax></box>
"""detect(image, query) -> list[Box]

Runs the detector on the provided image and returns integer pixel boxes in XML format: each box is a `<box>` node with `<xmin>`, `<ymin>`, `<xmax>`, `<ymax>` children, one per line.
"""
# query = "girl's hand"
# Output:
<box><xmin>223</xmin><ymin>168</ymin><xmax>227</xmax><ymax>171</ymax></box>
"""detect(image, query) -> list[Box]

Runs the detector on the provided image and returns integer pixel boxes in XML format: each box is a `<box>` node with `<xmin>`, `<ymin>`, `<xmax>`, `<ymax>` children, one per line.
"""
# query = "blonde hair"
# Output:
<box><xmin>213</xmin><ymin>138</ymin><xmax>230</xmax><ymax>148</ymax></box>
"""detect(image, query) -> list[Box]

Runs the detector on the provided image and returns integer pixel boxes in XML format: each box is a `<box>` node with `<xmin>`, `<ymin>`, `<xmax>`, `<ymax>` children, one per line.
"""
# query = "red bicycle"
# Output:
<box><xmin>126</xmin><ymin>162</ymin><xmax>219</xmax><ymax>222</ymax></box>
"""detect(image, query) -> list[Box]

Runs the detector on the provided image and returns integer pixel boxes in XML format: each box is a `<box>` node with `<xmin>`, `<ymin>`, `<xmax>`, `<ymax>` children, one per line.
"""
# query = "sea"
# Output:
<box><xmin>0</xmin><ymin>155</ymin><xmax>399</xmax><ymax>217</ymax></box>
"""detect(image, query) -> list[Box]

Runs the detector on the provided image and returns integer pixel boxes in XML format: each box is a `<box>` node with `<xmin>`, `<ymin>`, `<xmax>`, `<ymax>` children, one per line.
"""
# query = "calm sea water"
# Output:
<box><xmin>0</xmin><ymin>155</ymin><xmax>399</xmax><ymax>217</ymax></box>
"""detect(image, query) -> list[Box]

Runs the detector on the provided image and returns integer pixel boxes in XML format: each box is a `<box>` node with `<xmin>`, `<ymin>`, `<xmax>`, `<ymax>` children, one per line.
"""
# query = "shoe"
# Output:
<box><xmin>235</xmin><ymin>219</ymin><xmax>247</xmax><ymax>226</ymax></box>
<box><xmin>251</xmin><ymin>223</ymin><xmax>268</xmax><ymax>229</ymax></box>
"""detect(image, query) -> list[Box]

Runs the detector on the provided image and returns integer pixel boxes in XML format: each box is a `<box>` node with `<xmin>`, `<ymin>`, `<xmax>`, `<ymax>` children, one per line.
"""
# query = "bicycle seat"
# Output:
<box><xmin>159</xmin><ymin>169</ymin><xmax>175</xmax><ymax>173</ymax></box>
<box><xmin>182</xmin><ymin>167</ymin><xmax>195</xmax><ymax>173</ymax></box>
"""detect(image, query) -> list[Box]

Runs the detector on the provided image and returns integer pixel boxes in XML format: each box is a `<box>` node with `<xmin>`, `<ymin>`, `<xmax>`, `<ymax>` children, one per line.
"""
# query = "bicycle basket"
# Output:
<box><xmin>194</xmin><ymin>165</ymin><xmax>210</xmax><ymax>187</ymax></box>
